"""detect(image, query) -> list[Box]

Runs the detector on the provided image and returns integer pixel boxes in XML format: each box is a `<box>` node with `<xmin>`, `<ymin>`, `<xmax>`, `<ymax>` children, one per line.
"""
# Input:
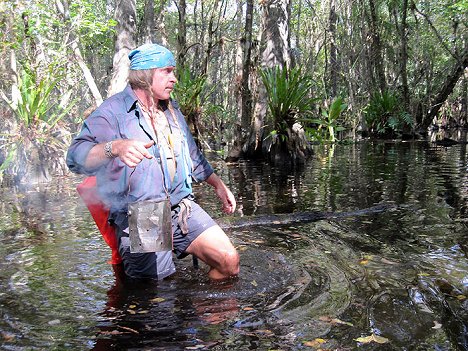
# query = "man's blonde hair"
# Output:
<box><xmin>128</xmin><ymin>68</ymin><xmax>154</xmax><ymax>91</ymax></box>
<box><xmin>128</xmin><ymin>68</ymin><xmax>172</xmax><ymax>113</ymax></box>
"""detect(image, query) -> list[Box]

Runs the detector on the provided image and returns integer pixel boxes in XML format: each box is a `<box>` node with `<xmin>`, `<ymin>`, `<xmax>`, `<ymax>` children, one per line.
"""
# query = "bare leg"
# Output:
<box><xmin>185</xmin><ymin>225</ymin><xmax>239</xmax><ymax>280</ymax></box>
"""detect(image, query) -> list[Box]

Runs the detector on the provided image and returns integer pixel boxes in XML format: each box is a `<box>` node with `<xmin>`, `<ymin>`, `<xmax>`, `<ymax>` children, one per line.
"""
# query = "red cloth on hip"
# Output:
<box><xmin>76</xmin><ymin>176</ymin><xmax>122</xmax><ymax>264</ymax></box>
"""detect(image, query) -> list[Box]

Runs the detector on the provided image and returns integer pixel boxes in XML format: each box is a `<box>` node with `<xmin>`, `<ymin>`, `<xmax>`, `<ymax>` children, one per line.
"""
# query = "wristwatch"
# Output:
<box><xmin>104</xmin><ymin>141</ymin><xmax>116</xmax><ymax>158</ymax></box>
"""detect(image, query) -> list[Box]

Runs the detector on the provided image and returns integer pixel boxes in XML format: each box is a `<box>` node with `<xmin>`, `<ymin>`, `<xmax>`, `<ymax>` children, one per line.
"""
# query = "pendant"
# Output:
<box><xmin>168</xmin><ymin>133</ymin><xmax>174</xmax><ymax>149</ymax></box>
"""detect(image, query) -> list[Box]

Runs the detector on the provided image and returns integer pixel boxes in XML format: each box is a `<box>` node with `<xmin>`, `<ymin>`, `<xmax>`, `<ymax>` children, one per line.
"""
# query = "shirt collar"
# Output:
<box><xmin>123</xmin><ymin>84</ymin><xmax>139</xmax><ymax>113</ymax></box>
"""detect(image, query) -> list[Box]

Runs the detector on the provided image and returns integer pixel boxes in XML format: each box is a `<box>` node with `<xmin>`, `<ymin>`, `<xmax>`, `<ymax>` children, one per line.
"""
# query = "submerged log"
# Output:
<box><xmin>218</xmin><ymin>203</ymin><xmax>397</xmax><ymax>229</ymax></box>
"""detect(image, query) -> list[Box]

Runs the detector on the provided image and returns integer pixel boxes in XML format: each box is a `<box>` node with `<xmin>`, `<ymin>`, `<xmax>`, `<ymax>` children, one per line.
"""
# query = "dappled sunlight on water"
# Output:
<box><xmin>0</xmin><ymin>141</ymin><xmax>467</xmax><ymax>350</ymax></box>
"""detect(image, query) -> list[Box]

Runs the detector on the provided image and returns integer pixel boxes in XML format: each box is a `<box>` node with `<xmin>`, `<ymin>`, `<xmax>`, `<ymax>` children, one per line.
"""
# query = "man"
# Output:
<box><xmin>67</xmin><ymin>43</ymin><xmax>239</xmax><ymax>281</ymax></box>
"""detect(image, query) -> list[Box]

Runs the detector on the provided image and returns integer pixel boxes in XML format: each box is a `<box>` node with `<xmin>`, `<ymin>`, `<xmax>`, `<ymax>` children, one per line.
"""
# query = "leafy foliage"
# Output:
<box><xmin>0</xmin><ymin>66</ymin><xmax>74</xmax><ymax>180</ymax></box>
<box><xmin>363</xmin><ymin>91</ymin><xmax>413</xmax><ymax>136</ymax></box>
<box><xmin>172</xmin><ymin>66</ymin><xmax>228</xmax><ymax>146</ymax></box>
<box><xmin>260</xmin><ymin>66</ymin><xmax>316</xmax><ymax>140</ymax></box>
<box><xmin>172</xmin><ymin>66</ymin><xmax>208</xmax><ymax>119</ymax></box>
<box><xmin>303</xmin><ymin>97</ymin><xmax>347</xmax><ymax>143</ymax></box>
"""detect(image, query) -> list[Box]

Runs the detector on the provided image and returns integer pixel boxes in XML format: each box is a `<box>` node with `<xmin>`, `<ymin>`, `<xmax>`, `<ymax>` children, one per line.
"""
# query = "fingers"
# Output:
<box><xmin>113</xmin><ymin>139</ymin><xmax>154</xmax><ymax>167</ymax></box>
<box><xmin>222</xmin><ymin>191</ymin><xmax>236</xmax><ymax>214</ymax></box>
<box><xmin>141</xmin><ymin>141</ymin><xmax>155</xmax><ymax>159</ymax></box>
<box><xmin>144</xmin><ymin>140</ymin><xmax>155</xmax><ymax>149</ymax></box>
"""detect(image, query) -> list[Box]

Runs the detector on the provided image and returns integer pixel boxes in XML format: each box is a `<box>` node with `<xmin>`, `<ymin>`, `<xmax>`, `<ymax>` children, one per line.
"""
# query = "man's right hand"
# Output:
<box><xmin>111</xmin><ymin>139</ymin><xmax>155</xmax><ymax>168</ymax></box>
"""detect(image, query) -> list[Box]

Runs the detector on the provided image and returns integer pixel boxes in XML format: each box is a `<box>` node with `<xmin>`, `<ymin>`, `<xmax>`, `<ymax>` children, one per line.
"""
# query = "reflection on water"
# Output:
<box><xmin>0</xmin><ymin>141</ymin><xmax>467</xmax><ymax>350</ymax></box>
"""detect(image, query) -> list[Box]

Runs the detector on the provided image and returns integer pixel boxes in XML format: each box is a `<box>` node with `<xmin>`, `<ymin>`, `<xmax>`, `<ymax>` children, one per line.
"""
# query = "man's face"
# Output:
<box><xmin>151</xmin><ymin>66</ymin><xmax>177</xmax><ymax>100</ymax></box>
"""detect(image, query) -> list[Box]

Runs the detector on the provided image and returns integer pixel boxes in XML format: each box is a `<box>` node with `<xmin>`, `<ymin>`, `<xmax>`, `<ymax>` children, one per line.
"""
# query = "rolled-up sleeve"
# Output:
<box><xmin>67</xmin><ymin>113</ymin><xmax>117</xmax><ymax>175</ymax></box>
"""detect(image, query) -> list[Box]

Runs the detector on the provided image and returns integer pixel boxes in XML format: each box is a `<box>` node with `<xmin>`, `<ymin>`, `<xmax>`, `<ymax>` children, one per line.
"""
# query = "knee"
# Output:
<box><xmin>221</xmin><ymin>249</ymin><xmax>240</xmax><ymax>277</ymax></box>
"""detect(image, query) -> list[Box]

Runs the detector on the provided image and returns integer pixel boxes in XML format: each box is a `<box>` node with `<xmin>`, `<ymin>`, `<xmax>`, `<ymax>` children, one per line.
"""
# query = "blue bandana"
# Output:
<box><xmin>128</xmin><ymin>44</ymin><xmax>176</xmax><ymax>70</ymax></box>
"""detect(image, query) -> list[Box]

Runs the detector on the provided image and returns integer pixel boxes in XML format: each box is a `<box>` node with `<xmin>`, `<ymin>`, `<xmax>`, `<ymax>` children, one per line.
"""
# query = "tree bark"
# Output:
<box><xmin>140</xmin><ymin>0</ymin><xmax>155</xmax><ymax>44</ymax></box>
<box><xmin>400</xmin><ymin>0</ymin><xmax>410</xmax><ymax>112</ymax></box>
<box><xmin>155</xmin><ymin>0</ymin><xmax>169</xmax><ymax>46</ymax></box>
<box><xmin>328</xmin><ymin>0</ymin><xmax>338</xmax><ymax>98</ymax></box>
<box><xmin>55</xmin><ymin>0</ymin><xmax>103</xmax><ymax>106</ymax></box>
<box><xmin>368</xmin><ymin>0</ymin><xmax>386</xmax><ymax>95</ymax></box>
<box><xmin>226</xmin><ymin>0</ymin><xmax>246</xmax><ymax>161</ymax></box>
<box><xmin>201</xmin><ymin>0</ymin><xmax>221</xmax><ymax>76</ymax></box>
<box><xmin>241</xmin><ymin>0</ymin><xmax>254</xmax><ymax>132</ymax></box>
<box><xmin>176</xmin><ymin>0</ymin><xmax>187</xmax><ymax>69</ymax></box>
<box><xmin>422</xmin><ymin>49</ymin><xmax>468</xmax><ymax>129</ymax></box>
<box><xmin>107</xmin><ymin>0</ymin><xmax>137</xmax><ymax>97</ymax></box>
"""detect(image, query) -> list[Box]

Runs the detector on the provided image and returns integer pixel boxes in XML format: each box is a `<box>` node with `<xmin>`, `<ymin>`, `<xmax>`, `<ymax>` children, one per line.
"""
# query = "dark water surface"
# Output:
<box><xmin>0</xmin><ymin>141</ymin><xmax>467</xmax><ymax>350</ymax></box>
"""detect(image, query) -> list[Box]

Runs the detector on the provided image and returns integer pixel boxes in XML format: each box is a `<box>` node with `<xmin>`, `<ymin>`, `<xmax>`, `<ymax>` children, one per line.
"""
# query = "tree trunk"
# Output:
<box><xmin>243</xmin><ymin>0</ymin><xmax>292</xmax><ymax>161</ymax></box>
<box><xmin>400</xmin><ymin>0</ymin><xmax>410</xmax><ymax>112</ymax></box>
<box><xmin>140</xmin><ymin>0</ymin><xmax>155</xmax><ymax>44</ymax></box>
<box><xmin>155</xmin><ymin>0</ymin><xmax>169</xmax><ymax>46</ymax></box>
<box><xmin>328</xmin><ymin>0</ymin><xmax>338</xmax><ymax>98</ymax></box>
<box><xmin>55</xmin><ymin>0</ymin><xmax>103</xmax><ymax>106</ymax></box>
<box><xmin>227</xmin><ymin>0</ymin><xmax>254</xmax><ymax>161</ymax></box>
<box><xmin>176</xmin><ymin>0</ymin><xmax>187</xmax><ymax>69</ymax></box>
<box><xmin>241</xmin><ymin>0</ymin><xmax>254</xmax><ymax>133</ymax></box>
<box><xmin>107</xmin><ymin>0</ymin><xmax>137</xmax><ymax>97</ymax></box>
<box><xmin>201</xmin><ymin>0</ymin><xmax>220</xmax><ymax>76</ymax></box>
<box><xmin>368</xmin><ymin>0</ymin><xmax>386</xmax><ymax>95</ymax></box>
<box><xmin>422</xmin><ymin>49</ymin><xmax>468</xmax><ymax>130</ymax></box>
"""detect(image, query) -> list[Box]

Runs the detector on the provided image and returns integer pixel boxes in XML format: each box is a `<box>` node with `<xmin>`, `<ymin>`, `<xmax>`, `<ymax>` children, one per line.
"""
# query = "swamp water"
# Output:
<box><xmin>0</xmin><ymin>141</ymin><xmax>467</xmax><ymax>350</ymax></box>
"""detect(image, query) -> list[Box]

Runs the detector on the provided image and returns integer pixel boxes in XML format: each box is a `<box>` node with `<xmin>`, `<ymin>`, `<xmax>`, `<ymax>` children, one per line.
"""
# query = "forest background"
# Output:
<box><xmin>0</xmin><ymin>0</ymin><xmax>467</xmax><ymax>184</ymax></box>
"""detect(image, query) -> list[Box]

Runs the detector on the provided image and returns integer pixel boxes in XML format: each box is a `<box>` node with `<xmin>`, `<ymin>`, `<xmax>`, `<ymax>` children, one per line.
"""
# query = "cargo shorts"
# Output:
<box><xmin>116</xmin><ymin>199</ymin><xmax>217</xmax><ymax>280</ymax></box>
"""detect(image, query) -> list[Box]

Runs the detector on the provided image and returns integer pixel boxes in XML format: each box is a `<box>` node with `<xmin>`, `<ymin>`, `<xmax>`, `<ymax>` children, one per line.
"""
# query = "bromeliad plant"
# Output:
<box><xmin>260</xmin><ymin>66</ymin><xmax>316</xmax><ymax>143</ymax></box>
<box><xmin>0</xmin><ymin>66</ymin><xmax>75</xmax><ymax>182</ymax></box>
<box><xmin>172</xmin><ymin>66</ymin><xmax>211</xmax><ymax>147</ymax></box>
<box><xmin>172</xmin><ymin>66</ymin><xmax>207</xmax><ymax>120</ymax></box>
<box><xmin>363</xmin><ymin>90</ymin><xmax>413</xmax><ymax>137</ymax></box>
<box><xmin>303</xmin><ymin>97</ymin><xmax>347</xmax><ymax>143</ymax></box>
<box><xmin>172</xmin><ymin>66</ymin><xmax>226</xmax><ymax>148</ymax></box>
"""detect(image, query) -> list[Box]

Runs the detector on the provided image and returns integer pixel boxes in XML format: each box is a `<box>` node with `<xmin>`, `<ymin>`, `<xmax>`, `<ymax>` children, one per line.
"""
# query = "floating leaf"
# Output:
<box><xmin>381</xmin><ymin>258</ymin><xmax>398</xmax><ymax>265</ymax></box>
<box><xmin>243</xmin><ymin>307</ymin><xmax>255</xmax><ymax>311</ymax></box>
<box><xmin>456</xmin><ymin>295</ymin><xmax>466</xmax><ymax>300</ymax></box>
<box><xmin>251</xmin><ymin>280</ymin><xmax>258</xmax><ymax>287</ymax></box>
<box><xmin>318</xmin><ymin>316</ymin><xmax>353</xmax><ymax>327</ymax></box>
<box><xmin>359</xmin><ymin>259</ymin><xmax>369</xmax><ymax>265</ymax></box>
<box><xmin>318</xmin><ymin>315</ymin><xmax>332</xmax><ymax>322</ymax></box>
<box><xmin>303</xmin><ymin>338</ymin><xmax>327</xmax><ymax>347</ymax></box>
<box><xmin>150</xmin><ymin>297</ymin><xmax>165</xmax><ymax>303</ymax></box>
<box><xmin>331</xmin><ymin>318</ymin><xmax>354</xmax><ymax>327</ymax></box>
<box><xmin>1</xmin><ymin>332</ymin><xmax>15</xmax><ymax>342</ymax></box>
<box><xmin>250</xmin><ymin>240</ymin><xmax>265</xmax><ymax>244</ymax></box>
<box><xmin>355</xmin><ymin>333</ymin><xmax>389</xmax><ymax>344</ymax></box>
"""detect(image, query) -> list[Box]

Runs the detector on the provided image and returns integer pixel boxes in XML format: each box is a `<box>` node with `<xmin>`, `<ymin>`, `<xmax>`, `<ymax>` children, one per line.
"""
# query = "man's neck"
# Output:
<box><xmin>133</xmin><ymin>89</ymin><xmax>153</xmax><ymax>108</ymax></box>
